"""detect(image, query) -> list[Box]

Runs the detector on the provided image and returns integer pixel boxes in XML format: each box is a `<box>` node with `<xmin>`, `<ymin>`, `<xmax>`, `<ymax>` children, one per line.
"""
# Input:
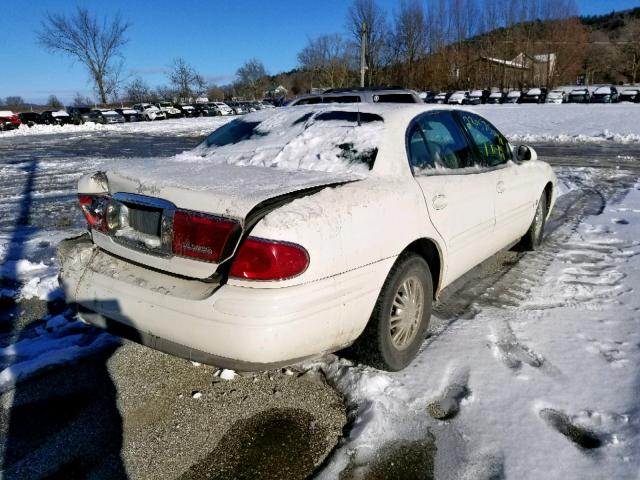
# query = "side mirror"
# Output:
<box><xmin>516</xmin><ymin>145</ymin><xmax>537</xmax><ymax>162</ymax></box>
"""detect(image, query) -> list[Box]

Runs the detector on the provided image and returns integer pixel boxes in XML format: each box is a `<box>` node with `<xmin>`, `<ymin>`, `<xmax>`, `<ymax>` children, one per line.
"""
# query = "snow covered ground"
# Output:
<box><xmin>475</xmin><ymin>104</ymin><xmax>640</xmax><ymax>144</ymax></box>
<box><xmin>1</xmin><ymin>104</ymin><xmax>640</xmax><ymax>144</ymax></box>
<box><xmin>1</xmin><ymin>108</ymin><xmax>640</xmax><ymax>478</ymax></box>
<box><xmin>313</xmin><ymin>169</ymin><xmax>640</xmax><ymax>479</ymax></box>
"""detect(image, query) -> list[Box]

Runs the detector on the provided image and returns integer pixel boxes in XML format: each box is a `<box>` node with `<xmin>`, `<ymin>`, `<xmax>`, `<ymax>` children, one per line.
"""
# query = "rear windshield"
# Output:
<box><xmin>197</xmin><ymin>108</ymin><xmax>384</xmax><ymax>174</ymax></box>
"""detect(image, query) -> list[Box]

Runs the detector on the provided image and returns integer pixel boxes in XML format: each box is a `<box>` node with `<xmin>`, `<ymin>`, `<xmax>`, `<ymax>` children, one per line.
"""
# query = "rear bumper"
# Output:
<box><xmin>59</xmin><ymin>235</ymin><xmax>389</xmax><ymax>368</ymax></box>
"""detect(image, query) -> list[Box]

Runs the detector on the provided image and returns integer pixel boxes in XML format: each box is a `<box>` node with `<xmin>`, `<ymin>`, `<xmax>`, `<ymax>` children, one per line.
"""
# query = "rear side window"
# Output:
<box><xmin>458</xmin><ymin>112</ymin><xmax>510</xmax><ymax>167</ymax></box>
<box><xmin>322</xmin><ymin>95</ymin><xmax>361</xmax><ymax>103</ymax></box>
<box><xmin>407</xmin><ymin>111</ymin><xmax>475</xmax><ymax>172</ymax></box>
<box><xmin>373</xmin><ymin>93</ymin><xmax>415</xmax><ymax>103</ymax></box>
<box><xmin>294</xmin><ymin>97</ymin><xmax>322</xmax><ymax>105</ymax></box>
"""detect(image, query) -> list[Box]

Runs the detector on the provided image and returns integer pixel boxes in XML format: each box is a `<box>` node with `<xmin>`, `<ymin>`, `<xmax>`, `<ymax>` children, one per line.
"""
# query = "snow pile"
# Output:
<box><xmin>315</xmin><ymin>168</ymin><xmax>640</xmax><ymax>479</ymax></box>
<box><xmin>0</xmin><ymin>313</ymin><xmax>118</xmax><ymax>394</ymax></box>
<box><xmin>0</xmin><ymin>259</ymin><xmax>61</xmax><ymax>300</ymax></box>
<box><xmin>0</xmin><ymin>115</ymin><xmax>232</xmax><ymax>138</ymax></box>
<box><xmin>172</xmin><ymin>106</ymin><xmax>383</xmax><ymax>175</ymax></box>
<box><xmin>474</xmin><ymin>104</ymin><xmax>640</xmax><ymax>143</ymax></box>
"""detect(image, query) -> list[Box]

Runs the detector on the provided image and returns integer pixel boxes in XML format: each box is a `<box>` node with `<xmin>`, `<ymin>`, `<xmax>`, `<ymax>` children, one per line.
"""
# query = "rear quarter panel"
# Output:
<box><xmin>230</xmin><ymin>176</ymin><xmax>446</xmax><ymax>290</ymax></box>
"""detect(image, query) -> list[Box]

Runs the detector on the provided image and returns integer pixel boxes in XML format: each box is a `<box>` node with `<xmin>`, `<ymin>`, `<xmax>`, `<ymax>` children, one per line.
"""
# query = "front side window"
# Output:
<box><xmin>407</xmin><ymin>111</ymin><xmax>474</xmax><ymax>172</ymax></box>
<box><xmin>458</xmin><ymin>112</ymin><xmax>510</xmax><ymax>167</ymax></box>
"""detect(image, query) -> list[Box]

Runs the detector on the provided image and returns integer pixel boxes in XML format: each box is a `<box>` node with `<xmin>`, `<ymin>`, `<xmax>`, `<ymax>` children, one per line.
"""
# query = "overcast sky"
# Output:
<box><xmin>1</xmin><ymin>0</ymin><xmax>637</xmax><ymax>104</ymax></box>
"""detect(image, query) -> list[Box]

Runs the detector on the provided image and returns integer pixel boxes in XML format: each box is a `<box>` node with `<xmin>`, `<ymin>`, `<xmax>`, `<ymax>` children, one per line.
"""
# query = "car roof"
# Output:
<box><xmin>290</xmin><ymin>88</ymin><xmax>421</xmax><ymax>105</ymax></box>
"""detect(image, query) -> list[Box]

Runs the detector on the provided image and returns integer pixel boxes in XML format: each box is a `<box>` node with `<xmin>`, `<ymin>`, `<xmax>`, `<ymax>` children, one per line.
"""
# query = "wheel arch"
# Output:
<box><xmin>400</xmin><ymin>238</ymin><xmax>443</xmax><ymax>299</ymax></box>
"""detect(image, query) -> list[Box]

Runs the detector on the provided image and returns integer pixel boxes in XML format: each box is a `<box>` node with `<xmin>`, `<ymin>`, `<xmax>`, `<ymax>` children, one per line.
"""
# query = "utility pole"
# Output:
<box><xmin>360</xmin><ymin>22</ymin><xmax>367</xmax><ymax>88</ymax></box>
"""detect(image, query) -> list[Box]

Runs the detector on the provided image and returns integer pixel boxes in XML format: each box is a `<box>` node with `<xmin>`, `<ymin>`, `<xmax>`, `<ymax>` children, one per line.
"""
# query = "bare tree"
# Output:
<box><xmin>236</xmin><ymin>59</ymin><xmax>269</xmax><ymax>99</ymax></box>
<box><xmin>124</xmin><ymin>77</ymin><xmax>153</xmax><ymax>103</ymax></box>
<box><xmin>5</xmin><ymin>96</ymin><xmax>25</xmax><ymax>110</ymax></box>
<box><xmin>620</xmin><ymin>19</ymin><xmax>640</xmax><ymax>83</ymax></box>
<box><xmin>37</xmin><ymin>7</ymin><xmax>129</xmax><ymax>104</ymax></box>
<box><xmin>347</xmin><ymin>0</ymin><xmax>388</xmax><ymax>86</ymax></box>
<box><xmin>390</xmin><ymin>0</ymin><xmax>428</xmax><ymax>87</ymax></box>
<box><xmin>47</xmin><ymin>95</ymin><xmax>63</xmax><ymax>108</ymax></box>
<box><xmin>167</xmin><ymin>58</ymin><xmax>205</xmax><ymax>101</ymax></box>
<box><xmin>72</xmin><ymin>92</ymin><xmax>94</xmax><ymax>107</ymax></box>
<box><xmin>298</xmin><ymin>35</ymin><xmax>353</xmax><ymax>89</ymax></box>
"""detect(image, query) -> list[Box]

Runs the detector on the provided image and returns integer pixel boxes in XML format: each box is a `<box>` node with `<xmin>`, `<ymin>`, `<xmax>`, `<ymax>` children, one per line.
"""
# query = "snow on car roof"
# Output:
<box><xmin>527</xmin><ymin>88</ymin><xmax>542</xmax><ymax>95</ymax></box>
<box><xmin>595</xmin><ymin>86</ymin><xmax>612</xmax><ymax>94</ymax></box>
<box><xmin>470</xmin><ymin>90</ymin><xmax>484</xmax><ymax>96</ymax></box>
<box><xmin>121</xmin><ymin>109</ymin><xmax>137</xmax><ymax>114</ymax></box>
<box><xmin>507</xmin><ymin>91</ymin><xmax>521</xmax><ymax>97</ymax></box>
<box><xmin>101</xmin><ymin>110</ymin><xmax>119</xmax><ymax>115</ymax></box>
<box><xmin>489</xmin><ymin>92</ymin><xmax>503</xmax><ymax>97</ymax></box>
<box><xmin>0</xmin><ymin>111</ymin><xmax>14</xmax><ymax>116</ymax></box>
<box><xmin>571</xmin><ymin>89</ymin><xmax>588</xmax><ymax>93</ymax></box>
<box><xmin>51</xmin><ymin>110</ymin><xmax>69</xmax><ymax>117</ymax></box>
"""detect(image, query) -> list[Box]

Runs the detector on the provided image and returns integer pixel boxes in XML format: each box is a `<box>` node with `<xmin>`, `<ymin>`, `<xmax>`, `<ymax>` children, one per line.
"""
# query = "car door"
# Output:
<box><xmin>408</xmin><ymin>110</ymin><xmax>498</xmax><ymax>285</ymax></box>
<box><xmin>456</xmin><ymin>111</ymin><xmax>535</xmax><ymax>249</ymax></box>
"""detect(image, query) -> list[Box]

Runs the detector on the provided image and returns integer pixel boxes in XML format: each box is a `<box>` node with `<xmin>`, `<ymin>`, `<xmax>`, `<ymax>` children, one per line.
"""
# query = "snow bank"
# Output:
<box><xmin>315</xmin><ymin>167</ymin><xmax>640</xmax><ymax>479</ymax></box>
<box><xmin>0</xmin><ymin>115</ymin><xmax>232</xmax><ymax>138</ymax></box>
<box><xmin>473</xmin><ymin>104</ymin><xmax>640</xmax><ymax>143</ymax></box>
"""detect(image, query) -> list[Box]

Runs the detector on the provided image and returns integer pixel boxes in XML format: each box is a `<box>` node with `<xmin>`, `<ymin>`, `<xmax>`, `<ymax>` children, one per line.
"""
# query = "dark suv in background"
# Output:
<box><xmin>591</xmin><ymin>86</ymin><xmax>619</xmax><ymax>103</ymax></box>
<box><xmin>67</xmin><ymin>106</ymin><xmax>92</xmax><ymax>124</ymax></box>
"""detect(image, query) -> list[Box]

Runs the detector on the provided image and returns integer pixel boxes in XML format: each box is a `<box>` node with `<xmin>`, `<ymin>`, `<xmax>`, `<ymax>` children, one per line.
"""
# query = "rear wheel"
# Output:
<box><xmin>519</xmin><ymin>192</ymin><xmax>547</xmax><ymax>251</ymax></box>
<box><xmin>354</xmin><ymin>253</ymin><xmax>433</xmax><ymax>371</ymax></box>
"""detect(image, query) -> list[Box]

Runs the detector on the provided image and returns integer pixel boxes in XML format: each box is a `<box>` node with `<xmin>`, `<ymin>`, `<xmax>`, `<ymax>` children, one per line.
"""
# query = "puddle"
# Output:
<box><xmin>179</xmin><ymin>407</ymin><xmax>335</xmax><ymax>480</ymax></box>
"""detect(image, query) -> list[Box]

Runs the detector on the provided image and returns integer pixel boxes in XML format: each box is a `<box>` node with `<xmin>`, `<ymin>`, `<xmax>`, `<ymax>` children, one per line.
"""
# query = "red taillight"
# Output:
<box><xmin>78</xmin><ymin>194</ymin><xmax>108</xmax><ymax>231</ymax></box>
<box><xmin>172</xmin><ymin>210</ymin><xmax>239</xmax><ymax>263</ymax></box>
<box><xmin>229</xmin><ymin>237</ymin><xmax>309</xmax><ymax>281</ymax></box>
<box><xmin>10</xmin><ymin>115</ymin><xmax>20</xmax><ymax>125</ymax></box>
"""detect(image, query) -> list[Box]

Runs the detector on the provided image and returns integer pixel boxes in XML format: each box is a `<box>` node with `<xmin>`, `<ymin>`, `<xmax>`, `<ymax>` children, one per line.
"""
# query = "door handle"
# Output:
<box><xmin>432</xmin><ymin>194</ymin><xmax>447</xmax><ymax>210</ymax></box>
<box><xmin>496</xmin><ymin>181</ymin><xmax>505</xmax><ymax>193</ymax></box>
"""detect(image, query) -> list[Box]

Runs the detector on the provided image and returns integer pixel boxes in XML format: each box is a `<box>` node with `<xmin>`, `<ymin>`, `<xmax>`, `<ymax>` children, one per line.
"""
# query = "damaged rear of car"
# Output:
<box><xmin>59</xmin><ymin>106</ymin><xmax>391</xmax><ymax>369</ymax></box>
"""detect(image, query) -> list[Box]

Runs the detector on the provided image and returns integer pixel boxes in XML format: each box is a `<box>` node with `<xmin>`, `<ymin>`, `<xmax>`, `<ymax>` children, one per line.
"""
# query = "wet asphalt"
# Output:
<box><xmin>0</xmin><ymin>128</ymin><xmax>638</xmax><ymax>479</ymax></box>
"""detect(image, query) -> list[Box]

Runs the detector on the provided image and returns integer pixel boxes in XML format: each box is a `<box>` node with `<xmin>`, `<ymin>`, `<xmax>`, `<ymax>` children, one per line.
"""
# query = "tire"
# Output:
<box><xmin>354</xmin><ymin>253</ymin><xmax>433</xmax><ymax>371</ymax></box>
<box><xmin>519</xmin><ymin>192</ymin><xmax>547</xmax><ymax>251</ymax></box>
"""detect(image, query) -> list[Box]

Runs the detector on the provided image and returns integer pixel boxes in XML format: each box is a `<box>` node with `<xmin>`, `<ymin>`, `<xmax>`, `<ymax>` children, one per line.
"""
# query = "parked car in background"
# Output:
<box><xmin>67</xmin><ymin>106</ymin><xmax>93</xmax><ymax>125</ymax></box>
<box><xmin>419</xmin><ymin>91</ymin><xmax>437</xmax><ymax>103</ymax></box>
<box><xmin>465</xmin><ymin>89</ymin><xmax>490</xmax><ymax>105</ymax></box>
<box><xmin>210</xmin><ymin>102</ymin><xmax>234</xmax><ymax>115</ymax></box>
<box><xmin>133</xmin><ymin>103</ymin><xmax>166</xmax><ymax>121</ymax></box>
<box><xmin>619</xmin><ymin>88</ymin><xmax>640</xmax><ymax>103</ymax></box>
<box><xmin>18</xmin><ymin>112</ymin><xmax>45</xmax><ymax>127</ymax></box>
<box><xmin>174</xmin><ymin>104</ymin><xmax>197</xmax><ymax>117</ymax></box>
<box><xmin>567</xmin><ymin>88</ymin><xmax>591</xmax><ymax>103</ymax></box>
<box><xmin>155</xmin><ymin>102</ymin><xmax>182</xmax><ymax>119</ymax></box>
<box><xmin>545</xmin><ymin>90</ymin><xmax>566</xmax><ymax>104</ymax></box>
<box><xmin>194</xmin><ymin>104</ymin><xmax>216</xmax><ymax>117</ymax></box>
<box><xmin>227</xmin><ymin>102</ymin><xmax>248</xmax><ymax>115</ymax></box>
<box><xmin>521</xmin><ymin>87</ymin><xmax>547</xmax><ymax>103</ymax></box>
<box><xmin>433</xmin><ymin>92</ymin><xmax>449</xmax><ymax>104</ymax></box>
<box><xmin>87</xmin><ymin>109</ymin><xmax>125</xmax><ymax>124</ymax></box>
<box><xmin>0</xmin><ymin>110</ymin><xmax>21</xmax><ymax>131</ymax></box>
<box><xmin>115</xmin><ymin>108</ymin><xmax>143</xmax><ymax>122</ymax></box>
<box><xmin>288</xmin><ymin>87</ymin><xmax>423</xmax><ymax>106</ymax></box>
<box><xmin>503</xmin><ymin>90</ymin><xmax>522</xmax><ymax>104</ymax></box>
<box><xmin>591</xmin><ymin>86</ymin><xmax>619</xmax><ymax>103</ymax></box>
<box><xmin>61</xmin><ymin>104</ymin><xmax>556</xmax><ymax>372</ymax></box>
<box><xmin>41</xmin><ymin>110</ymin><xmax>72</xmax><ymax>125</ymax></box>
<box><xmin>486</xmin><ymin>91</ymin><xmax>505</xmax><ymax>104</ymax></box>
<box><xmin>260</xmin><ymin>101</ymin><xmax>276</xmax><ymax>109</ymax></box>
<box><xmin>447</xmin><ymin>91</ymin><xmax>469</xmax><ymax>105</ymax></box>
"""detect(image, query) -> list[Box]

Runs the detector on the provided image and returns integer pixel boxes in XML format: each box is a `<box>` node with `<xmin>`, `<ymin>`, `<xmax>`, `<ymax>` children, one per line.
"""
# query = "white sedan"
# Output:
<box><xmin>59</xmin><ymin>104</ymin><xmax>556</xmax><ymax>371</ymax></box>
